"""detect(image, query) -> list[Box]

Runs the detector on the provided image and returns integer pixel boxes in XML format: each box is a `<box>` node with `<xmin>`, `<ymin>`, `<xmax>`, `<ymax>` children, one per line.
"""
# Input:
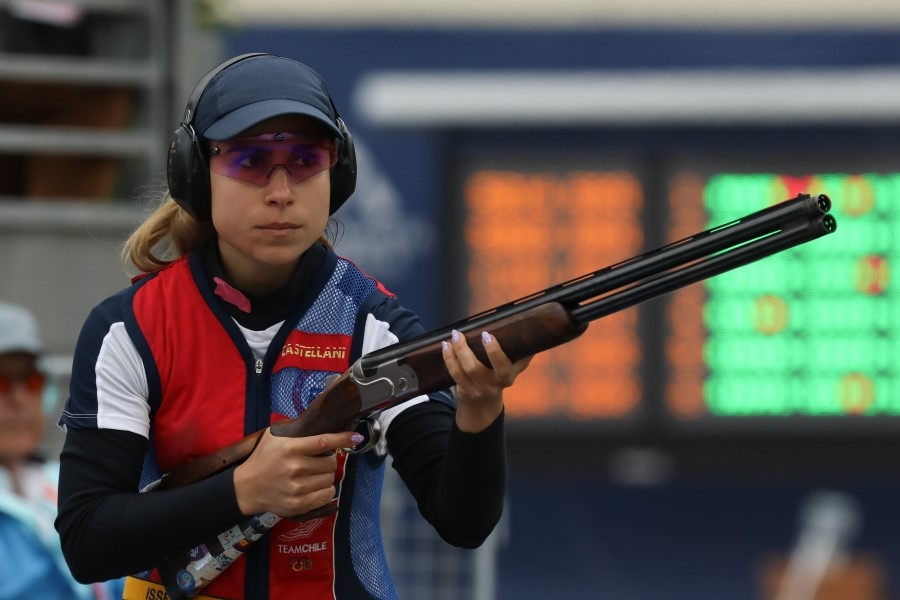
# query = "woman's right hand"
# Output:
<box><xmin>232</xmin><ymin>429</ymin><xmax>362</xmax><ymax>517</ymax></box>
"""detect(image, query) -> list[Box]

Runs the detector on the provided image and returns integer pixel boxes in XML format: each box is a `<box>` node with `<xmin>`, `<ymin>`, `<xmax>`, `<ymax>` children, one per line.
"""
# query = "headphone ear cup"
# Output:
<box><xmin>167</xmin><ymin>125</ymin><xmax>211</xmax><ymax>221</ymax></box>
<box><xmin>329</xmin><ymin>117</ymin><xmax>357</xmax><ymax>215</ymax></box>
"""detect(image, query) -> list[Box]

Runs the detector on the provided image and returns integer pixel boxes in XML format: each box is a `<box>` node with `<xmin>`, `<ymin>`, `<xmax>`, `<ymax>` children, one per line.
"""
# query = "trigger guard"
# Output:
<box><xmin>345</xmin><ymin>417</ymin><xmax>382</xmax><ymax>454</ymax></box>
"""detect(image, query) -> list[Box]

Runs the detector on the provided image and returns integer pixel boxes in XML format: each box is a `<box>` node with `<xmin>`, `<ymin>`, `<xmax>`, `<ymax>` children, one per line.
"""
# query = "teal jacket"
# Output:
<box><xmin>0</xmin><ymin>460</ymin><xmax>124</xmax><ymax>600</ymax></box>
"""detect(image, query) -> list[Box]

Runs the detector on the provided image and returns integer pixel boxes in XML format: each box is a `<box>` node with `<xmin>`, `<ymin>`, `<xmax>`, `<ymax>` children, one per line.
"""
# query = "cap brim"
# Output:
<box><xmin>0</xmin><ymin>342</ymin><xmax>42</xmax><ymax>355</ymax></box>
<box><xmin>202</xmin><ymin>99</ymin><xmax>341</xmax><ymax>139</ymax></box>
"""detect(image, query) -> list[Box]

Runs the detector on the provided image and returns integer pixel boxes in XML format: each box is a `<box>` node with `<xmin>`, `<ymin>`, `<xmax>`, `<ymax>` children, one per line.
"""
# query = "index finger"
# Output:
<box><xmin>480</xmin><ymin>331</ymin><xmax>513</xmax><ymax>370</ymax></box>
<box><xmin>290</xmin><ymin>431</ymin><xmax>364</xmax><ymax>454</ymax></box>
<box><xmin>482</xmin><ymin>331</ymin><xmax>534</xmax><ymax>381</ymax></box>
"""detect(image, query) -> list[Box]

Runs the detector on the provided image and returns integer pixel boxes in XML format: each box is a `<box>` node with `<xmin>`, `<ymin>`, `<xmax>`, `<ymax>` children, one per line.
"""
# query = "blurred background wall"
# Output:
<box><xmin>2</xmin><ymin>1</ymin><xmax>900</xmax><ymax>599</ymax></box>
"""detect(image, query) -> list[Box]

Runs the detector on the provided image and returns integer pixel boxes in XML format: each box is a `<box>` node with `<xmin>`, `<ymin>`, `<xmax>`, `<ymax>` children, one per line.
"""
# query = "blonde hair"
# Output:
<box><xmin>122</xmin><ymin>192</ymin><xmax>333</xmax><ymax>276</ymax></box>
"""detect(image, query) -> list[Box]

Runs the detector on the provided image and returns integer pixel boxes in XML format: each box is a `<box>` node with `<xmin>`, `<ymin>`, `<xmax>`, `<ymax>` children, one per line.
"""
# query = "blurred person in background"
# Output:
<box><xmin>0</xmin><ymin>301</ymin><xmax>124</xmax><ymax>599</ymax></box>
<box><xmin>55</xmin><ymin>53</ymin><xmax>532</xmax><ymax>599</ymax></box>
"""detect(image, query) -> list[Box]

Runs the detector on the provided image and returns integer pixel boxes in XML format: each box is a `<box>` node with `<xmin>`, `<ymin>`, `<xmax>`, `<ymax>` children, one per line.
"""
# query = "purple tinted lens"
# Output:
<box><xmin>210</xmin><ymin>139</ymin><xmax>337</xmax><ymax>185</ymax></box>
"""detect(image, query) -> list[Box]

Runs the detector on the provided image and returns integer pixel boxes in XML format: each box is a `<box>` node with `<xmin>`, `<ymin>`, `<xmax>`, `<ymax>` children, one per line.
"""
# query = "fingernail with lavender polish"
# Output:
<box><xmin>441</xmin><ymin>341</ymin><xmax>450</xmax><ymax>353</ymax></box>
<box><xmin>351</xmin><ymin>433</ymin><xmax>365</xmax><ymax>444</ymax></box>
<box><xmin>482</xmin><ymin>331</ymin><xmax>492</xmax><ymax>344</ymax></box>
<box><xmin>451</xmin><ymin>330</ymin><xmax>460</xmax><ymax>343</ymax></box>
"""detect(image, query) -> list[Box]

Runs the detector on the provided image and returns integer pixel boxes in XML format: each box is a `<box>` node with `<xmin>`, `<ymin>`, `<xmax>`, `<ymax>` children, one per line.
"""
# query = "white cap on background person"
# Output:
<box><xmin>0</xmin><ymin>301</ymin><xmax>44</xmax><ymax>356</ymax></box>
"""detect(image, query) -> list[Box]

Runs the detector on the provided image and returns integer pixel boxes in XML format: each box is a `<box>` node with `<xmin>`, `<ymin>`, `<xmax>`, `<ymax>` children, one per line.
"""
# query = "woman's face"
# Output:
<box><xmin>0</xmin><ymin>352</ymin><xmax>45</xmax><ymax>470</ymax></box>
<box><xmin>209</xmin><ymin>115</ymin><xmax>333</xmax><ymax>293</ymax></box>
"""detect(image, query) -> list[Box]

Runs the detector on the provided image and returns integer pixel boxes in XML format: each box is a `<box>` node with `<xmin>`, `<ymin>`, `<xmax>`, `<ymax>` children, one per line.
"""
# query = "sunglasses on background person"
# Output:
<box><xmin>210</xmin><ymin>132</ymin><xmax>338</xmax><ymax>187</ymax></box>
<box><xmin>0</xmin><ymin>369</ymin><xmax>45</xmax><ymax>395</ymax></box>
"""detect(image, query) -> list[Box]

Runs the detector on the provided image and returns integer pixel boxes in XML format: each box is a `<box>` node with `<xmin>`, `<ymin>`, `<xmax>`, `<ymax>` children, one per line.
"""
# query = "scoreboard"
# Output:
<box><xmin>462</xmin><ymin>167</ymin><xmax>646</xmax><ymax>424</ymax></box>
<box><xmin>665</xmin><ymin>171</ymin><xmax>900</xmax><ymax>430</ymax></box>
<box><xmin>451</xmin><ymin>144</ymin><xmax>900</xmax><ymax>436</ymax></box>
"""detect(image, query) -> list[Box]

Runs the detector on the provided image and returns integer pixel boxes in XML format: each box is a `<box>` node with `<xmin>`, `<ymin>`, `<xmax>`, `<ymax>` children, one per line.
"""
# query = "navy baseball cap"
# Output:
<box><xmin>194</xmin><ymin>54</ymin><xmax>342</xmax><ymax>140</ymax></box>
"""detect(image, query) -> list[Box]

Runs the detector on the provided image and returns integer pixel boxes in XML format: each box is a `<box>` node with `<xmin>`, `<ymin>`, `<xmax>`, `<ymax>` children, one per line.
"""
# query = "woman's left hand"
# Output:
<box><xmin>442</xmin><ymin>330</ymin><xmax>532</xmax><ymax>433</ymax></box>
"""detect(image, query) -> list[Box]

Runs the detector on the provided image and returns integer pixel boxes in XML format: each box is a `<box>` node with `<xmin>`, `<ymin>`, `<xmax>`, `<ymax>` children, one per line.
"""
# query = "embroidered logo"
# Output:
<box><xmin>278</xmin><ymin>518</ymin><xmax>326</xmax><ymax>541</ymax></box>
<box><xmin>290</xmin><ymin>557</ymin><xmax>315</xmax><ymax>571</ymax></box>
<box><xmin>274</xmin><ymin>331</ymin><xmax>351</xmax><ymax>373</ymax></box>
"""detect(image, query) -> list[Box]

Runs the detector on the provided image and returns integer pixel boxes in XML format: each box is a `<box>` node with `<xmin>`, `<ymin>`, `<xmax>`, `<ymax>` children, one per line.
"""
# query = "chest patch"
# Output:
<box><xmin>274</xmin><ymin>330</ymin><xmax>352</xmax><ymax>373</ymax></box>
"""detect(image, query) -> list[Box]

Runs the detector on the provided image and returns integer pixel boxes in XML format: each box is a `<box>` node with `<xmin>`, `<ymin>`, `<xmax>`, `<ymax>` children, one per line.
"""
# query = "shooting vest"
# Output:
<box><xmin>128</xmin><ymin>251</ymin><xmax>398</xmax><ymax>599</ymax></box>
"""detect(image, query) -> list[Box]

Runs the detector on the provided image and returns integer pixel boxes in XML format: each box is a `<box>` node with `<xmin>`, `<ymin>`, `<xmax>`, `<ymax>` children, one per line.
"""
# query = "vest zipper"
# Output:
<box><xmin>248</xmin><ymin>355</ymin><xmax>268</xmax><ymax>599</ymax></box>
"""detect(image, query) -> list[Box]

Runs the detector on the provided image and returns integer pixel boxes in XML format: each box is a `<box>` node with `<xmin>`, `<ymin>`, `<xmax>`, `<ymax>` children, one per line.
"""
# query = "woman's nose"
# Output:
<box><xmin>264</xmin><ymin>166</ymin><xmax>294</xmax><ymax>204</ymax></box>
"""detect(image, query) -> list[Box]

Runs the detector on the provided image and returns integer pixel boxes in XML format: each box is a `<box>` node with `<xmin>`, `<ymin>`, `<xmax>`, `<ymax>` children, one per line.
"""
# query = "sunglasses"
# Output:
<box><xmin>0</xmin><ymin>370</ymin><xmax>45</xmax><ymax>395</ymax></box>
<box><xmin>210</xmin><ymin>132</ymin><xmax>338</xmax><ymax>187</ymax></box>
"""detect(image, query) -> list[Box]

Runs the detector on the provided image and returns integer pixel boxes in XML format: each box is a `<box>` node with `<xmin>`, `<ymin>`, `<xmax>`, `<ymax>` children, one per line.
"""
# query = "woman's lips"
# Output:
<box><xmin>259</xmin><ymin>223</ymin><xmax>299</xmax><ymax>235</ymax></box>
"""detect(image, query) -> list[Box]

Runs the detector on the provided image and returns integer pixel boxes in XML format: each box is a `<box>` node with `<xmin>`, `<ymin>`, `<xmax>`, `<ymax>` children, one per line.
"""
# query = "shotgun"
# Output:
<box><xmin>155</xmin><ymin>192</ymin><xmax>836</xmax><ymax>598</ymax></box>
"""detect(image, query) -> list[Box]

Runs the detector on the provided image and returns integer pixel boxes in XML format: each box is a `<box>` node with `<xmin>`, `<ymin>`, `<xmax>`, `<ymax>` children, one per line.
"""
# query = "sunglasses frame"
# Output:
<box><xmin>209</xmin><ymin>132</ymin><xmax>338</xmax><ymax>187</ymax></box>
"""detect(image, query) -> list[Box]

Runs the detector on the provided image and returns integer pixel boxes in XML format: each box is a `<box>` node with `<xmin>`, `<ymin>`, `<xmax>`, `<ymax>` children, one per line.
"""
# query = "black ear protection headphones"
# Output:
<box><xmin>167</xmin><ymin>53</ymin><xmax>357</xmax><ymax>221</ymax></box>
